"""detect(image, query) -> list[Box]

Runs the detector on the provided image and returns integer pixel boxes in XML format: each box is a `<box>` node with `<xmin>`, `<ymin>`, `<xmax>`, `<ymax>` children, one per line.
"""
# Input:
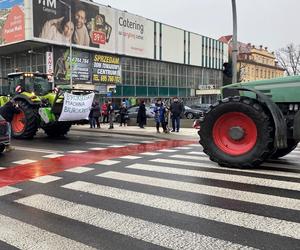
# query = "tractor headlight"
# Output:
<box><xmin>289</xmin><ymin>104</ymin><xmax>294</xmax><ymax>111</ymax></box>
<box><xmin>295</xmin><ymin>104</ymin><xmax>299</xmax><ymax>111</ymax></box>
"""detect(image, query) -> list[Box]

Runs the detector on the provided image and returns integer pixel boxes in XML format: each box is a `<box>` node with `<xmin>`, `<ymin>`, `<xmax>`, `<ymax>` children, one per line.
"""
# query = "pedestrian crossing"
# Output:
<box><xmin>0</xmin><ymin>144</ymin><xmax>300</xmax><ymax>249</ymax></box>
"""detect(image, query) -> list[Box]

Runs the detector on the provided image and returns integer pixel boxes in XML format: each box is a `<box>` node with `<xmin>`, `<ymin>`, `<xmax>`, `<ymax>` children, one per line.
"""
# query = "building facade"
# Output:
<box><xmin>0</xmin><ymin>0</ymin><xmax>228</xmax><ymax>104</ymax></box>
<box><xmin>219</xmin><ymin>35</ymin><xmax>284</xmax><ymax>83</ymax></box>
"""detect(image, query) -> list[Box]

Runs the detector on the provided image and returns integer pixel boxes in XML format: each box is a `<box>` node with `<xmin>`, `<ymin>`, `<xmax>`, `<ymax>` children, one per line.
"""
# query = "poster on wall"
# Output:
<box><xmin>92</xmin><ymin>54</ymin><xmax>121</xmax><ymax>84</ymax></box>
<box><xmin>32</xmin><ymin>0</ymin><xmax>154</xmax><ymax>58</ymax></box>
<box><xmin>54</xmin><ymin>48</ymin><xmax>91</xmax><ymax>82</ymax></box>
<box><xmin>0</xmin><ymin>0</ymin><xmax>24</xmax><ymax>45</ymax></box>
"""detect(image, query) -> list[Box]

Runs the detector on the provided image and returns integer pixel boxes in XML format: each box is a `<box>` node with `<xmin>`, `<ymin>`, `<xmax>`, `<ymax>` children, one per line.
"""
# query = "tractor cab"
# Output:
<box><xmin>7</xmin><ymin>72</ymin><xmax>52</xmax><ymax>96</ymax></box>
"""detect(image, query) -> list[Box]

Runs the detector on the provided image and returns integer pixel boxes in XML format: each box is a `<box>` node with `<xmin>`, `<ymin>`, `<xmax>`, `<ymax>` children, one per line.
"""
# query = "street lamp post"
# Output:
<box><xmin>58</xmin><ymin>0</ymin><xmax>73</xmax><ymax>89</ymax></box>
<box><xmin>231</xmin><ymin>0</ymin><xmax>238</xmax><ymax>84</ymax></box>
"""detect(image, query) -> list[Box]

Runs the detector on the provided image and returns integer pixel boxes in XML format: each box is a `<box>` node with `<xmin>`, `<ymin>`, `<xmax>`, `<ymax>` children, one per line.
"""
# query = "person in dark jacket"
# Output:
<box><xmin>93</xmin><ymin>101</ymin><xmax>101</xmax><ymax>128</ymax></box>
<box><xmin>170</xmin><ymin>97</ymin><xmax>184</xmax><ymax>132</ymax></box>
<box><xmin>136</xmin><ymin>99</ymin><xmax>146</xmax><ymax>128</ymax></box>
<box><xmin>107</xmin><ymin>100</ymin><xmax>115</xmax><ymax>129</ymax></box>
<box><xmin>119</xmin><ymin>103</ymin><xmax>128</xmax><ymax>127</ymax></box>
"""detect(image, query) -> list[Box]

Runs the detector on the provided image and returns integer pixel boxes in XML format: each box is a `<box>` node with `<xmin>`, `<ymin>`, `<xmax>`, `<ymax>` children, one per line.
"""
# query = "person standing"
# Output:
<box><xmin>170</xmin><ymin>97</ymin><xmax>184</xmax><ymax>132</ymax></box>
<box><xmin>137</xmin><ymin>99</ymin><xmax>146</xmax><ymax>129</ymax></box>
<box><xmin>93</xmin><ymin>101</ymin><xmax>101</xmax><ymax>128</ymax></box>
<box><xmin>154</xmin><ymin>100</ymin><xmax>167</xmax><ymax>133</ymax></box>
<box><xmin>107</xmin><ymin>100</ymin><xmax>115</xmax><ymax>129</ymax></box>
<box><xmin>119</xmin><ymin>103</ymin><xmax>128</xmax><ymax>127</ymax></box>
<box><xmin>101</xmin><ymin>101</ymin><xmax>108</xmax><ymax>123</ymax></box>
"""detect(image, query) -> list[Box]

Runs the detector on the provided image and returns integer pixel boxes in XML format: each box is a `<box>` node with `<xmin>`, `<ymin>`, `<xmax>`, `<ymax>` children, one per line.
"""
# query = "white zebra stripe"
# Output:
<box><xmin>0</xmin><ymin>214</ymin><xmax>95</xmax><ymax>249</ymax></box>
<box><xmin>16</xmin><ymin>194</ymin><xmax>253</xmax><ymax>250</ymax></box>
<box><xmin>169</xmin><ymin>155</ymin><xmax>300</xmax><ymax>179</ymax></box>
<box><xmin>150</xmin><ymin>159</ymin><xmax>300</xmax><ymax>191</ymax></box>
<box><xmin>62</xmin><ymin>181</ymin><xmax>300</xmax><ymax>240</ymax></box>
<box><xmin>97</xmin><ymin>171</ymin><xmax>300</xmax><ymax>211</ymax></box>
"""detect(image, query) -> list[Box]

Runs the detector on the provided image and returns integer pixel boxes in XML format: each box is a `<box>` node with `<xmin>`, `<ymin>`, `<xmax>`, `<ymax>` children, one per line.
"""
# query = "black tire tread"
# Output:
<box><xmin>12</xmin><ymin>100</ymin><xmax>38</xmax><ymax>139</ymax></box>
<box><xmin>199</xmin><ymin>96</ymin><xmax>274</xmax><ymax>168</ymax></box>
<box><xmin>43</xmin><ymin>123</ymin><xmax>72</xmax><ymax>137</ymax></box>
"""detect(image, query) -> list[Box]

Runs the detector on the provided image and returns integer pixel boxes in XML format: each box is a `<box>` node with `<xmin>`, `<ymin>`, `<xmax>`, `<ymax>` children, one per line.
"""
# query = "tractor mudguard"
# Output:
<box><xmin>12</xmin><ymin>95</ymin><xmax>40</xmax><ymax>106</ymax></box>
<box><xmin>223</xmin><ymin>87</ymin><xmax>287</xmax><ymax>149</ymax></box>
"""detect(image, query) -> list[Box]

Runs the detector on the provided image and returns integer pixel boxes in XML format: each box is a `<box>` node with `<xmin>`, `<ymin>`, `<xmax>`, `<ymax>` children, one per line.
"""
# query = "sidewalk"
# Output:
<box><xmin>72</xmin><ymin>123</ymin><xmax>199</xmax><ymax>140</ymax></box>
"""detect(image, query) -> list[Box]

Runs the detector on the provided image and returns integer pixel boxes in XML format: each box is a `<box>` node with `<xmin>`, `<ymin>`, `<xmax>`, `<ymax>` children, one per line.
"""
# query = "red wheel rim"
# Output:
<box><xmin>213</xmin><ymin>112</ymin><xmax>257</xmax><ymax>156</ymax></box>
<box><xmin>12</xmin><ymin>111</ymin><xmax>26</xmax><ymax>133</ymax></box>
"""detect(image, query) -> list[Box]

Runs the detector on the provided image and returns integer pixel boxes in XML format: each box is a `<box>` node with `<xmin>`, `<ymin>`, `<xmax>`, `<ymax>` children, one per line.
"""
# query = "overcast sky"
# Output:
<box><xmin>94</xmin><ymin>0</ymin><xmax>300</xmax><ymax>51</ymax></box>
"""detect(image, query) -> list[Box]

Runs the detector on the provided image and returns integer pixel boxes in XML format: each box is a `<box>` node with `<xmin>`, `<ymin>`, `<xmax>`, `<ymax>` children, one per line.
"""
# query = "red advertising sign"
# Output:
<box><xmin>92</xmin><ymin>31</ymin><xmax>107</xmax><ymax>45</ymax></box>
<box><xmin>1</xmin><ymin>5</ymin><xmax>24</xmax><ymax>44</ymax></box>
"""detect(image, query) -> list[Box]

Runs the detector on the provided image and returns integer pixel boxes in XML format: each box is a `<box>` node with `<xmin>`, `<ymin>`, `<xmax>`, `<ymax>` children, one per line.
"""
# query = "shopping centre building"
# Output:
<box><xmin>0</xmin><ymin>0</ymin><xmax>228</xmax><ymax>104</ymax></box>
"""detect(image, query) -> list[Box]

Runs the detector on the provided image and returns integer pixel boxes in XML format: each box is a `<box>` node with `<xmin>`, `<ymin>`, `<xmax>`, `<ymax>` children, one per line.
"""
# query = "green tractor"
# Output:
<box><xmin>198</xmin><ymin>75</ymin><xmax>300</xmax><ymax>168</ymax></box>
<box><xmin>0</xmin><ymin>72</ymin><xmax>87</xmax><ymax>139</ymax></box>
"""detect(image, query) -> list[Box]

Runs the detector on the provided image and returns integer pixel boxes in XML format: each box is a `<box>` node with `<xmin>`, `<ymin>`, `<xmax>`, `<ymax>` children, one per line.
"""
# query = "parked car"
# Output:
<box><xmin>0</xmin><ymin>115</ymin><xmax>9</xmax><ymax>153</ymax></box>
<box><xmin>115</xmin><ymin>105</ymin><xmax>155</xmax><ymax>123</ymax></box>
<box><xmin>184</xmin><ymin>106</ymin><xmax>204</xmax><ymax>119</ymax></box>
<box><xmin>190</xmin><ymin>104</ymin><xmax>211</xmax><ymax>112</ymax></box>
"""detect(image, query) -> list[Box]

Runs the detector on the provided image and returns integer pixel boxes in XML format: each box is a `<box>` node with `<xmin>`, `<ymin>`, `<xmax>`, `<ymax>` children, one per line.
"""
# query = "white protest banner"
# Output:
<box><xmin>58</xmin><ymin>92</ymin><xmax>95</xmax><ymax>121</ymax></box>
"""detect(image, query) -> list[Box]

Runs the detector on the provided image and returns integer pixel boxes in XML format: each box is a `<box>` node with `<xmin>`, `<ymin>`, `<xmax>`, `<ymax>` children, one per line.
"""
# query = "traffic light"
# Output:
<box><xmin>223</xmin><ymin>62</ymin><xmax>232</xmax><ymax>78</ymax></box>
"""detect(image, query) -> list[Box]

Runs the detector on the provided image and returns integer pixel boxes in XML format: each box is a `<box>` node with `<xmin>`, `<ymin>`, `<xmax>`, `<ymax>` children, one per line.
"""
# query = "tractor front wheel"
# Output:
<box><xmin>270</xmin><ymin>139</ymin><xmax>298</xmax><ymax>159</ymax></box>
<box><xmin>199</xmin><ymin>97</ymin><xmax>274</xmax><ymax>168</ymax></box>
<box><xmin>11</xmin><ymin>100</ymin><xmax>38</xmax><ymax>139</ymax></box>
<box><xmin>43</xmin><ymin>123</ymin><xmax>72</xmax><ymax>138</ymax></box>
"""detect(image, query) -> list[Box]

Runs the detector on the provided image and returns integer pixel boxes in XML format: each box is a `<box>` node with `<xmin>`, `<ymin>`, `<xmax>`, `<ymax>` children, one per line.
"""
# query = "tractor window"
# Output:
<box><xmin>8</xmin><ymin>75</ymin><xmax>24</xmax><ymax>94</ymax></box>
<box><xmin>25</xmin><ymin>76</ymin><xmax>52</xmax><ymax>95</ymax></box>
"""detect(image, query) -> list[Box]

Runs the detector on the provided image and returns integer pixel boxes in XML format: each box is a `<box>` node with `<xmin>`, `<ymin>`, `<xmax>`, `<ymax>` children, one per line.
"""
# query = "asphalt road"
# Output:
<box><xmin>0</xmin><ymin>129</ymin><xmax>300</xmax><ymax>250</ymax></box>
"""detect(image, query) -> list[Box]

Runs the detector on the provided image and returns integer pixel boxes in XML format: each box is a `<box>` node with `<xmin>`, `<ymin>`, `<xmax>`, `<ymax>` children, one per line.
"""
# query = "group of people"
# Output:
<box><xmin>136</xmin><ymin>97</ymin><xmax>184</xmax><ymax>133</ymax></box>
<box><xmin>89</xmin><ymin>100</ymin><xmax>129</xmax><ymax>130</ymax></box>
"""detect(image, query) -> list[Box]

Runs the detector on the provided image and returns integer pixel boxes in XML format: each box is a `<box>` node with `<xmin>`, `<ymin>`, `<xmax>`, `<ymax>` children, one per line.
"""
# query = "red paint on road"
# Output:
<box><xmin>0</xmin><ymin>140</ymin><xmax>196</xmax><ymax>188</ymax></box>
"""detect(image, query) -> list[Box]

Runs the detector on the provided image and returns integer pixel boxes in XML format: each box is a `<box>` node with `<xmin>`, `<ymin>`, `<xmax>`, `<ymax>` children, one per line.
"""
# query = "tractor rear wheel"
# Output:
<box><xmin>11</xmin><ymin>100</ymin><xmax>38</xmax><ymax>139</ymax></box>
<box><xmin>199</xmin><ymin>96</ymin><xmax>274</xmax><ymax>168</ymax></box>
<box><xmin>270</xmin><ymin>139</ymin><xmax>298</xmax><ymax>159</ymax></box>
<box><xmin>43</xmin><ymin>123</ymin><xmax>72</xmax><ymax>138</ymax></box>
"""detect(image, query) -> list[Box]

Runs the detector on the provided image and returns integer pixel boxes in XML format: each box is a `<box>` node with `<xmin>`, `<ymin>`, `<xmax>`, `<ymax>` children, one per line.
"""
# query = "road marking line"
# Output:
<box><xmin>120</xmin><ymin>155</ymin><xmax>142</xmax><ymax>160</ymax></box>
<box><xmin>0</xmin><ymin>186</ymin><xmax>21</xmax><ymax>196</ymax></box>
<box><xmin>174</xmin><ymin>147</ymin><xmax>192</xmax><ymax>150</ymax></box>
<box><xmin>0</xmin><ymin>167</ymin><xmax>4</xmax><ymax>170</ymax></box>
<box><xmin>0</xmin><ymin>214</ymin><xmax>95</xmax><ymax>249</ymax></box>
<box><xmin>149</xmin><ymin>159</ymin><xmax>300</xmax><ymax>191</ymax></box>
<box><xmin>140</xmin><ymin>152</ymin><xmax>162</xmax><ymax>156</ymax></box>
<box><xmin>88</xmin><ymin>147</ymin><xmax>106</xmax><ymax>151</ymax></box>
<box><xmin>30</xmin><ymin>175</ymin><xmax>62</xmax><ymax>184</ymax></box>
<box><xmin>15</xmin><ymin>146</ymin><xmax>64</xmax><ymax>154</ymax></box>
<box><xmin>68</xmin><ymin>150</ymin><xmax>88</xmax><ymax>154</ymax></box>
<box><xmin>13</xmin><ymin>159</ymin><xmax>37</xmax><ymax>165</ymax></box>
<box><xmin>140</xmin><ymin>141</ymin><xmax>154</xmax><ymax>144</ymax></box>
<box><xmin>65</xmin><ymin>167</ymin><xmax>94</xmax><ymax>174</ymax></box>
<box><xmin>158</xmin><ymin>149</ymin><xmax>178</xmax><ymax>153</ymax></box>
<box><xmin>16</xmin><ymin>194</ymin><xmax>252</xmax><ymax>250</ymax></box>
<box><xmin>43</xmin><ymin>154</ymin><xmax>64</xmax><ymax>159</ymax></box>
<box><xmin>108</xmin><ymin>145</ymin><xmax>125</xmax><ymax>148</ymax></box>
<box><xmin>187</xmin><ymin>151</ymin><xmax>206</xmax><ymax>155</ymax></box>
<box><xmin>188</xmin><ymin>144</ymin><xmax>202</xmax><ymax>147</ymax></box>
<box><xmin>63</xmin><ymin>181</ymin><xmax>300</xmax><ymax>240</ymax></box>
<box><xmin>95</xmin><ymin>160</ymin><xmax>120</xmax><ymax>166</ymax></box>
<box><xmin>170</xmin><ymin>155</ymin><xmax>300</xmax><ymax>179</ymax></box>
<box><xmin>97</xmin><ymin>171</ymin><xmax>300</xmax><ymax>211</ymax></box>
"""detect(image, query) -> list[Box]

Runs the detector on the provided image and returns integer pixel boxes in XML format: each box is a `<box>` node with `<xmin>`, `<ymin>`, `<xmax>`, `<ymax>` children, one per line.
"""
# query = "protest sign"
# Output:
<box><xmin>58</xmin><ymin>92</ymin><xmax>95</xmax><ymax>121</ymax></box>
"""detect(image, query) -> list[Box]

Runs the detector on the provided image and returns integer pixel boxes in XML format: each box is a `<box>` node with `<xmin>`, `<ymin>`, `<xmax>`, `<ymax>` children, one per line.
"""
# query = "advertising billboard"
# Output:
<box><xmin>92</xmin><ymin>54</ymin><xmax>121</xmax><ymax>84</ymax></box>
<box><xmin>0</xmin><ymin>0</ymin><xmax>25</xmax><ymax>45</ymax></box>
<box><xmin>32</xmin><ymin>0</ymin><xmax>154</xmax><ymax>59</ymax></box>
<box><xmin>54</xmin><ymin>48</ymin><xmax>92</xmax><ymax>82</ymax></box>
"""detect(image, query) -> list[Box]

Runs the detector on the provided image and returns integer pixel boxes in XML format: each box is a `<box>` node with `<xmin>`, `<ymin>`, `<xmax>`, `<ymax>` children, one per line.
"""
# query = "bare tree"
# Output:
<box><xmin>276</xmin><ymin>43</ymin><xmax>300</xmax><ymax>76</ymax></box>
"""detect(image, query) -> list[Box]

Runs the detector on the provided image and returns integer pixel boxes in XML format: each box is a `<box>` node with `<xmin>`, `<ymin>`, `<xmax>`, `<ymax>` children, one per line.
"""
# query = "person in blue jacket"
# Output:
<box><xmin>154</xmin><ymin>99</ymin><xmax>168</xmax><ymax>133</ymax></box>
